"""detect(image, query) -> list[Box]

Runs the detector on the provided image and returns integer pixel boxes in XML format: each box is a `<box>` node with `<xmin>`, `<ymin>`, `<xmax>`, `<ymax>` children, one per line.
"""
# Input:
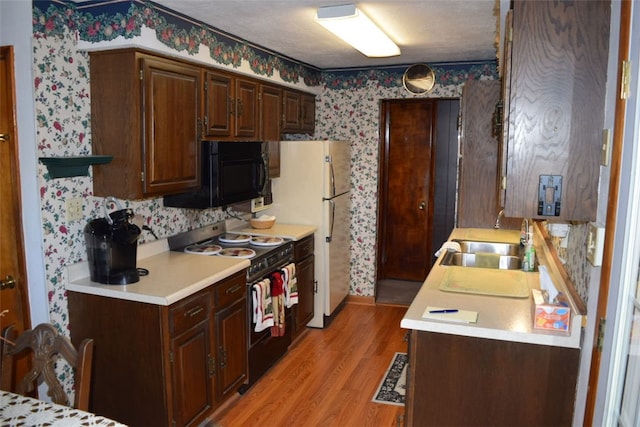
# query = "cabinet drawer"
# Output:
<box><xmin>214</xmin><ymin>271</ymin><xmax>246</xmax><ymax>309</ymax></box>
<box><xmin>294</xmin><ymin>235</ymin><xmax>314</xmax><ymax>261</ymax></box>
<box><xmin>169</xmin><ymin>290</ymin><xmax>211</xmax><ymax>336</ymax></box>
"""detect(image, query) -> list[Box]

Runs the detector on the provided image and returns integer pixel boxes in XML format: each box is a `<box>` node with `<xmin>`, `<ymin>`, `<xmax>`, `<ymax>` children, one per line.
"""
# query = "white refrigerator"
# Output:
<box><xmin>267</xmin><ymin>140</ymin><xmax>351</xmax><ymax>328</ymax></box>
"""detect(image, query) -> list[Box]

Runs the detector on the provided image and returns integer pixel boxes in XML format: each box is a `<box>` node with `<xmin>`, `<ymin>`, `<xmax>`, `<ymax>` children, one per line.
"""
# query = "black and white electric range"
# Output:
<box><xmin>168</xmin><ymin>221</ymin><xmax>294</xmax><ymax>391</ymax></box>
<box><xmin>167</xmin><ymin>222</ymin><xmax>293</xmax><ymax>283</ymax></box>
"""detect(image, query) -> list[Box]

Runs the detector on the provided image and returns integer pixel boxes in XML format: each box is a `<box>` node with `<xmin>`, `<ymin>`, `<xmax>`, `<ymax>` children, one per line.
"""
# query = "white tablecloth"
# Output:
<box><xmin>0</xmin><ymin>390</ymin><xmax>127</xmax><ymax>426</ymax></box>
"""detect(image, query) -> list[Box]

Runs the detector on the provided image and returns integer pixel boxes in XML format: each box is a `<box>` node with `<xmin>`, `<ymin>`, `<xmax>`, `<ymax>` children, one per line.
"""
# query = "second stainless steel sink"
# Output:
<box><xmin>440</xmin><ymin>252</ymin><xmax>523</xmax><ymax>270</ymax></box>
<box><xmin>439</xmin><ymin>239</ymin><xmax>525</xmax><ymax>270</ymax></box>
<box><xmin>453</xmin><ymin>239</ymin><xmax>522</xmax><ymax>256</ymax></box>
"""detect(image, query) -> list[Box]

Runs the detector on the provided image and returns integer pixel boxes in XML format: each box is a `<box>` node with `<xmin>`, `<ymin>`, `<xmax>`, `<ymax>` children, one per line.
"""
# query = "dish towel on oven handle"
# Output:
<box><xmin>252</xmin><ymin>278</ymin><xmax>274</xmax><ymax>332</ymax></box>
<box><xmin>282</xmin><ymin>263</ymin><xmax>298</xmax><ymax>308</ymax></box>
<box><xmin>270</xmin><ymin>271</ymin><xmax>286</xmax><ymax>337</ymax></box>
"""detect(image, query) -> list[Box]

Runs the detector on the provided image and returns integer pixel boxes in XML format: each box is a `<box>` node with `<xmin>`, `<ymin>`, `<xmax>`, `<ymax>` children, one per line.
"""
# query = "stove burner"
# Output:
<box><xmin>217</xmin><ymin>247</ymin><xmax>256</xmax><ymax>259</ymax></box>
<box><xmin>184</xmin><ymin>243</ymin><xmax>222</xmax><ymax>255</ymax></box>
<box><xmin>218</xmin><ymin>233</ymin><xmax>251</xmax><ymax>243</ymax></box>
<box><xmin>249</xmin><ymin>236</ymin><xmax>284</xmax><ymax>246</ymax></box>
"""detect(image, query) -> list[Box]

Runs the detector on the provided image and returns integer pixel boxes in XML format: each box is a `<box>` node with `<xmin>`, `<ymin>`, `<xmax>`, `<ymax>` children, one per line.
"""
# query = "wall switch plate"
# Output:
<box><xmin>587</xmin><ymin>222</ymin><xmax>605</xmax><ymax>267</ymax></box>
<box><xmin>538</xmin><ymin>175</ymin><xmax>562</xmax><ymax>216</ymax></box>
<box><xmin>66</xmin><ymin>197</ymin><xmax>83</xmax><ymax>222</ymax></box>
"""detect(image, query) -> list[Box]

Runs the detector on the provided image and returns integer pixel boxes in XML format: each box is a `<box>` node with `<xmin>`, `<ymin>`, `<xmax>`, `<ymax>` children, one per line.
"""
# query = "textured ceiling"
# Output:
<box><xmin>152</xmin><ymin>0</ymin><xmax>502</xmax><ymax>69</ymax></box>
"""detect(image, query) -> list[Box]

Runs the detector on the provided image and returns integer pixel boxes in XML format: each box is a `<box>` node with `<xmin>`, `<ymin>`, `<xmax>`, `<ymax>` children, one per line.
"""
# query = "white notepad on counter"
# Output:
<box><xmin>422</xmin><ymin>306</ymin><xmax>478</xmax><ymax>324</ymax></box>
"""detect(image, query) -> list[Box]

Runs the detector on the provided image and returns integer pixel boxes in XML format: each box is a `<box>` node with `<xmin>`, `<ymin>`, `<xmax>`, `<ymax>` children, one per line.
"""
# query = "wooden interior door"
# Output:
<box><xmin>0</xmin><ymin>45</ymin><xmax>32</xmax><ymax>384</ymax></box>
<box><xmin>377</xmin><ymin>99</ymin><xmax>437</xmax><ymax>282</ymax></box>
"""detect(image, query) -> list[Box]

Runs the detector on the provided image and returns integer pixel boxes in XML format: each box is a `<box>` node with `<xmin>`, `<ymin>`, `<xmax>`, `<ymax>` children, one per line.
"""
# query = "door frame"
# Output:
<box><xmin>590</xmin><ymin>0</ymin><xmax>640</xmax><ymax>423</ymax></box>
<box><xmin>583</xmin><ymin>0</ymin><xmax>635</xmax><ymax>424</ymax></box>
<box><xmin>1</xmin><ymin>0</ymin><xmax>49</xmax><ymax>332</ymax></box>
<box><xmin>375</xmin><ymin>98</ymin><xmax>459</xmax><ymax>289</ymax></box>
<box><xmin>0</xmin><ymin>45</ymin><xmax>31</xmax><ymax>331</ymax></box>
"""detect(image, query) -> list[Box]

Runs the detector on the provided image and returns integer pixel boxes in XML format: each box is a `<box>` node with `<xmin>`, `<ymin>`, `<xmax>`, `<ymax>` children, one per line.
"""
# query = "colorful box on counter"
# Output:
<box><xmin>532</xmin><ymin>289</ymin><xmax>571</xmax><ymax>332</ymax></box>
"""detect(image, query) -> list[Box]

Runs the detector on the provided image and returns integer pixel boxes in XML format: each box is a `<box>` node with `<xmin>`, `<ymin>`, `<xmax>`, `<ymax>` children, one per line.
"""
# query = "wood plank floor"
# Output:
<box><xmin>207</xmin><ymin>303</ymin><xmax>408</xmax><ymax>427</ymax></box>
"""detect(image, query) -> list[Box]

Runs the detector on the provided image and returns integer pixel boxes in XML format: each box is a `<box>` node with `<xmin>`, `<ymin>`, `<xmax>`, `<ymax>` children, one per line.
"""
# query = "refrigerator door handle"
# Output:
<box><xmin>326</xmin><ymin>155</ymin><xmax>336</xmax><ymax>198</ymax></box>
<box><xmin>326</xmin><ymin>198</ymin><xmax>335</xmax><ymax>242</ymax></box>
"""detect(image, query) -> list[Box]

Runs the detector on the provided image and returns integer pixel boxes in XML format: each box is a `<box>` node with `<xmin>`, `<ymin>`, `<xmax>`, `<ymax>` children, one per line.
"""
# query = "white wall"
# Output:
<box><xmin>0</xmin><ymin>0</ymin><xmax>49</xmax><ymax>325</ymax></box>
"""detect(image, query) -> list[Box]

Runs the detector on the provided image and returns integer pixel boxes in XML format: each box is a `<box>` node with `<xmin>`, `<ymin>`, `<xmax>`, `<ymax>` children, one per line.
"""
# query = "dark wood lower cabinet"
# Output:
<box><xmin>405</xmin><ymin>330</ymin><xmax>580</xmax><ymax>426</ymax></box>
<box><xmin>67</xmin><ymin>270</ymin><xmax>247</xmax><ymax>427</ymax></box>
<box><xmin>292</xmin><ymin>235</ymin><xmax>315</xmax><ymax>340</ymax></box>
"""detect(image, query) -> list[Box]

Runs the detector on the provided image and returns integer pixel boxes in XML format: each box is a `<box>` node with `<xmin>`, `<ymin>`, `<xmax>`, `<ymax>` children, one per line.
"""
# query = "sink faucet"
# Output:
<box><xmin>494</xmin><ymin>209</ymin><xmax>504</xmax><ymax>229</ymax></box>
<box><xmin>521</xmin><ymin>218</ymin><xmax>529</xmax><ymax>245</ymax></box>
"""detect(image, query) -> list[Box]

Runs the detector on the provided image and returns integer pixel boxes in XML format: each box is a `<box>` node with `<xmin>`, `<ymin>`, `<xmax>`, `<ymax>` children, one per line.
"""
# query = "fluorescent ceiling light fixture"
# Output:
<box><xmin>315</xmin><ymin>4</ymin><xmax>400</xmax><ymax>58</ymax></box>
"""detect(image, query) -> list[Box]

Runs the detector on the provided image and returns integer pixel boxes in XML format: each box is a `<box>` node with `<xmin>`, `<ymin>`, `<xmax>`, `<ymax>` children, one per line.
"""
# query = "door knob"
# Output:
<box><xmin>1</xmin><ymin>275</ymin><xmax>16</xmax><ymax>290</ymax></box>
<box><xmin>418</xmin><ymin>201</ymin><xmax>426</xmax><ymax>210</ymax></box>
<box><xmin>0</xmin><ymin>133</ymin><xmax>9</xmax><ymax>142</ymax></box>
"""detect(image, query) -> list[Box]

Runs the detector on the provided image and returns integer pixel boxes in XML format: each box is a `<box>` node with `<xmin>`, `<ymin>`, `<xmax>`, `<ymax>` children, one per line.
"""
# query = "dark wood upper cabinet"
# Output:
<box><xmin>282</xmin><ymin>89</ymin><xmax>315</xmax><ymax>134</ymax></box>
<box><xmin>259</xmin><ymin>84</ymin><xmax>282</xmax><ymax>177</ymax></box>
<box><xmin>457</xmin><ymin>80</ymin><xmax>502</xmax><ymax>228</ymax></box>
<box><xmin>500</xmin><ymin>0</ymin><xmax>610</xmax><ymax>221</ymax></box>
<box><xmin>90</xmin><ymin>49</ymin><xmax>201</xmax><ymax>199</ymax></box>
<box><xmin>203</xmin><ymin>70</ymin><xmax>258</xmax><ymax>140</ymax></box>
<box><xmin>90</xmin><ymin>48</ymin><xmax>314</xmax><ymax>200</ymax></box>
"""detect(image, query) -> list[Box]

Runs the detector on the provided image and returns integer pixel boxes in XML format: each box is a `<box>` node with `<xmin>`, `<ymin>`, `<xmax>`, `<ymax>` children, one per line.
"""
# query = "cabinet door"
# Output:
<box><xmin>259</xmin><ymin>84</ymin><xmax>282</xmax><ymax>177</ymax></box>
<box><xmin>498</xmin><ymin>10</ymin><xmax>513</xmax><ymax>211</ymax></box>
<box><xmin>215</xmin><ymin>298</ymin><xmax>247</xmax><ymax>402</ymax></box>
<box><xmin>282</xmin><ymin>90</ymin><xmax>301</xmax><ymax>132</ymax></box>
<box><xmin>234</xmin><ymin>77</ymin><xmax>258</xmax><ymax>138</ymax></box>
<box><xmin>504</xmin><ymin>0</ymin><xmax>609</xmax><ymax>220</ymax></box>
<box><xmin>142</xmin><ymin>57</ymin><xmax>201</xmax><ymax>197</ymax></box>
<box><xmin>405</xmin><ymin>330</ymin><xmax>579</xmax><ymax>426</ymax></box>
<box><xmin>457</xmin><ymin>80</ymin><xmax>501</xmax><ymax>228</ymax></box>
<box><xmin>204</xmin><ymin>70</ymin><xmax>233</xmax><ymax>137</ymax></box>
<box><xmin>90</xmin><ymin>50</ymin><xmax>144</xmax><ymax>199</ymax></box>
<box><xmin>295</xmin><ymin>255</ymin><xmax>315</xmax><ymax>332</ymax></box>
<box><xmin>300</xmin><ymin>93</ymin><xmax>316</xmax><ymax>133</ymax></box>
<box><xmin>171</xmin><ymin>319</ymin><xmax>215</xmax><ymax>427</ymax></box>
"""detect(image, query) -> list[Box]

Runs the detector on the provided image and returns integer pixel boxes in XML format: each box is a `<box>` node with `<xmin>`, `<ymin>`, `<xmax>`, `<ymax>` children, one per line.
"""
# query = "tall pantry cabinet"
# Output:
<box><xmin>500</xmin><ymin>0</ymin><xmax>610</xmax><ymax>221</ymax></box>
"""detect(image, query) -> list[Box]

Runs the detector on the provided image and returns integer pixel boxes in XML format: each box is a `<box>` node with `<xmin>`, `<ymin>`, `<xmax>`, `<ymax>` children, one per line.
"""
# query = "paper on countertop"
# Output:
<box><xmin>538</xmin><ymin>265</ymin><xmax>558</xmax><ymax>302</ymax></box>
<box><xmin>434</xmin><ymin>241</ymin><xmax>462</xmax><ymax>257</ymax></box>
<box><xmin>422</xmin><ymin>306</ymin><xmax>478</xmax><ymax>324</ymax></box>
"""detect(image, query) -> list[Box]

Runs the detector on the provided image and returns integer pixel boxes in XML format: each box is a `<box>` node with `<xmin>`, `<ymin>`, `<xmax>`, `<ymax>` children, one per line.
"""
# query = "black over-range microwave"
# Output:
<box><xmin>164</xmin><ymin>141</ymin><xmax>270</xmax><ymax>209</ymax></box>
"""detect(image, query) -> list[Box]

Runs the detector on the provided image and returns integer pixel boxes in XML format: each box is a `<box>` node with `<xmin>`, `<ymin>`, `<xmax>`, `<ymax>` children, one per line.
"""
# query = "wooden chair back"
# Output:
<box><xmin>1</xmin><ymin>323</ymin><xmax>94</xmax><ymax>411</ymax></box>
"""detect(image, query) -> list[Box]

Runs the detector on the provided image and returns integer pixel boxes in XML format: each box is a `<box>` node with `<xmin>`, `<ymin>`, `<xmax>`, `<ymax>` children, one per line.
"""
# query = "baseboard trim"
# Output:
<box><xmin>346</xmin><ymin>295</ymin><xmax>375</xmax><ymax>305</ymax></box>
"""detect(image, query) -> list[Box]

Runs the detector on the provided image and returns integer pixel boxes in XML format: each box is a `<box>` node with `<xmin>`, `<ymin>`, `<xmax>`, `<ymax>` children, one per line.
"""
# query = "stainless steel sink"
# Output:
<box><xmin>452</xmin><ymin>240</ymin><xmax>522</xmax><ymax>256</ymax></box>
<box><xmin>440</xmin><ymin>252</ymin><xmax>523</xmax><ymax>270</ymax></box>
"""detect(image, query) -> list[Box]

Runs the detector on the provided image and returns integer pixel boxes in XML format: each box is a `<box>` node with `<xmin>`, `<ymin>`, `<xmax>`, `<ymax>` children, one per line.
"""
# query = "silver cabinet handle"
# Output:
<box><xmin>184</xmin><ymin>306</ymin><xmax>204</xmax><ymax>317</ymax></box>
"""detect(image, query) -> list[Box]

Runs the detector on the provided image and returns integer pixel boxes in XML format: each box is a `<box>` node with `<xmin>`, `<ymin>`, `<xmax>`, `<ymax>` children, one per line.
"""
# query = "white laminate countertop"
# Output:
<box><xmin>401</xmin><ymin>227</ymin><xmax>583</xmax><ymax>349</ymax></box>
<box><xmin>66</xmin><ymin>238</ymin><xmax>249</xmax><ymax>306</ymax></box>
<box><xmin>65</xmin><ymin>222</ymin><xmax>316</xmax><ymax>306</ymax></box>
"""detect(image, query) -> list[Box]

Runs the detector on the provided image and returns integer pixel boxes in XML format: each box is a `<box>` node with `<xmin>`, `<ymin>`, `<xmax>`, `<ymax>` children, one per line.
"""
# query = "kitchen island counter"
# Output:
<box><xmin>401</xmin><ymin>226</ymin><xmax>584</xmax><ymax>349</ymax></box>
<box><xmin>66</xmin><ymin>239</ymin><xmax>249</xmax><ymax>306</ymax></box>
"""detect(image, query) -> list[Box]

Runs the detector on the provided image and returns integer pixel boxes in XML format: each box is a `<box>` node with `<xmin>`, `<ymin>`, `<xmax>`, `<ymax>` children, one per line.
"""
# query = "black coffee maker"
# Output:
<box><xmin>85</xmin><ymin>197</ymin><xmax>141</xmax><ymax>285</ymax></box>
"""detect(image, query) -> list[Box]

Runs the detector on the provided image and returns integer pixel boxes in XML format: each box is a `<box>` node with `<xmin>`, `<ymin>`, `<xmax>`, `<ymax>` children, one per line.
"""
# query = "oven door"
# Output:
<box><xmin>246</xmin><ymin>266</ymin><xmax>293</xmax><ymax>385</ymax></box>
